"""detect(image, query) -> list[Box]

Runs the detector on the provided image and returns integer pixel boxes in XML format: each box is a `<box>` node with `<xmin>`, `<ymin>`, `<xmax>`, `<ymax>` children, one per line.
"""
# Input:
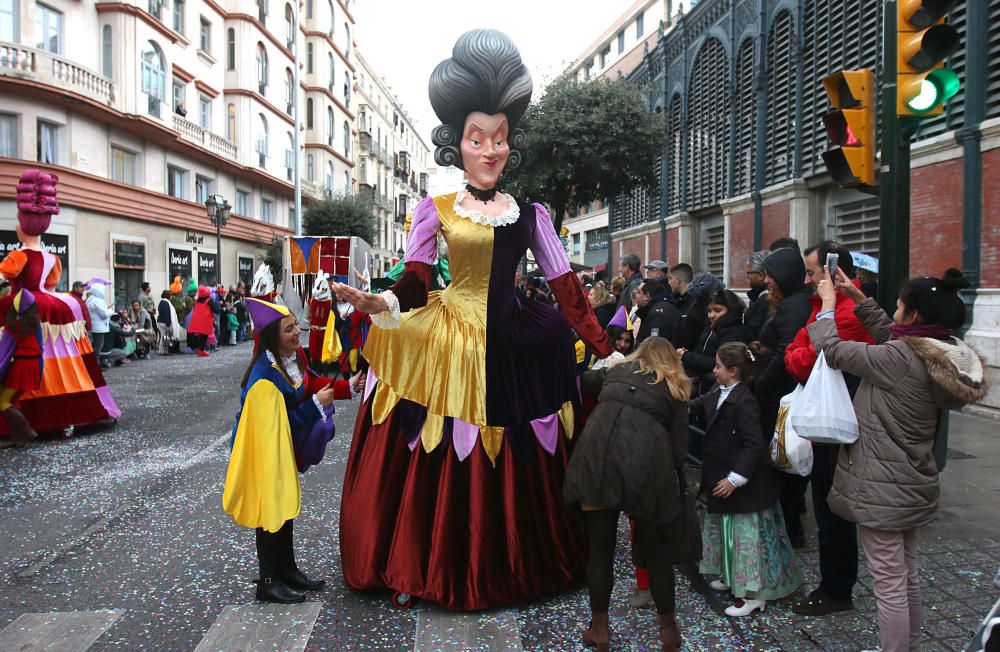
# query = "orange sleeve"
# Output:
<box><xmin>44</xmin><ymin>257</ymin><xmax>63</xmax><ymax>290</ymax></box>
<box><xmin>0</xmin><ymin>250</ymin><xmax>28</xmax><ymax>281</ymax></box>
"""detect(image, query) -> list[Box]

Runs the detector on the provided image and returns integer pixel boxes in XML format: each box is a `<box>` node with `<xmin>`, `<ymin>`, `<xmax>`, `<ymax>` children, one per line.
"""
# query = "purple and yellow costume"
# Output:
<box><xmin>339</xmin><ymin>192</ymin><xmax>612</xmax><ymax>610</ymax></box>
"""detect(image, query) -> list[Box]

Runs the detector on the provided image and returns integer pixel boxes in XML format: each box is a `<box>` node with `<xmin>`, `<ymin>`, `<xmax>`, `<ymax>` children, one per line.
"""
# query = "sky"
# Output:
<box><xmin>352</xmin><ymin>0</ymin><xmax>629</xmax><ymax>144</ymax></box>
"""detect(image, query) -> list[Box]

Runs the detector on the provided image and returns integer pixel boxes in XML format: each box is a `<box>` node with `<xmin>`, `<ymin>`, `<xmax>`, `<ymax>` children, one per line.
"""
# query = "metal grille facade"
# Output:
<box><xmin>834</xmin><ymin>198</ymin><xmax>881</xmax><ymax>256</ymax></box>
<box><xmin>610</xmin><ymin>0</ymin><xmax>999</xmax><ymax>235</ymax></box>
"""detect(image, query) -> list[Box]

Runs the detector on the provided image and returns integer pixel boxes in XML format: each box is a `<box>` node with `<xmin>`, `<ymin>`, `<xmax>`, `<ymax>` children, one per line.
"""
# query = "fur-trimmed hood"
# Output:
<box><xmin>899</xmin><ymin>336</ymin><xmax>987</xmax><ymax>407</ymax></box>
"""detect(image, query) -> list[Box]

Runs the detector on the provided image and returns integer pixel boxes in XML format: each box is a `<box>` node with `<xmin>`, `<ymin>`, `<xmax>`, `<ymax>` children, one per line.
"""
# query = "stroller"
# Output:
<box><xmin>133</xmin><ymin>328</ymin><xmax>156</xmax><ymax>359</ymax></box>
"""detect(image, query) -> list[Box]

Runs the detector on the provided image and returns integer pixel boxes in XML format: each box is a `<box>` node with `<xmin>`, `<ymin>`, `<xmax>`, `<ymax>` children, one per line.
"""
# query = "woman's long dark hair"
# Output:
<box><xmin>240</xmin><ymin>317</ymin><xmax>304</xmax><ymax>389</ymax></box>
<box><xmin>6</xmin><ymin>302</ymin><xmax>40</xmax><ymax>339</ymax></box>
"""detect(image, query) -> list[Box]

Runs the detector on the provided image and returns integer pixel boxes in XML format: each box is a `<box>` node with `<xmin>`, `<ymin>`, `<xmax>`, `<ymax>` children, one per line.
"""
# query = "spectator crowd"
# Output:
<box><xmin>563</xmin><ymin>239</ymin><xmax>987</xmax><ymax>652</ymax></box>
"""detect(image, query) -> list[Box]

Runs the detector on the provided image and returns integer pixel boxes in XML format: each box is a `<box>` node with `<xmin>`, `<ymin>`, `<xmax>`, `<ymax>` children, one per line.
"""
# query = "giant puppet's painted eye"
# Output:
<box><xmin>470</xmin><ymin>138</ymin><xmax>481</xmax><ymax>147</ymax></box>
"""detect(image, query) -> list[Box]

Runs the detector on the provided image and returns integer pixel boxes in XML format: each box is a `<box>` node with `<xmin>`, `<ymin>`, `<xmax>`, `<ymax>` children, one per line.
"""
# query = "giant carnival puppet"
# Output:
<box><xmin>222</xmin><ymin>298</ymin><xmax>360</xmax><ymax>603</ymax></box>
<box><xmin>333</xmin><ymin>29</ymin><xmax>613</xmax><ymax>610</ymax></box>
<box><xmin>0</xmin><ymin>169</ymin><xmax>120</xmax><ymax>447</ymax></box>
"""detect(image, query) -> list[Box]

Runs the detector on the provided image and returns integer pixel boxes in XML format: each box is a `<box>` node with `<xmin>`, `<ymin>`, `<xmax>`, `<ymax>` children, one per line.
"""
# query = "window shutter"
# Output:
<box><xmin>735</xmin><ymin>38</ymin><xmax>755</xmax><ymax>196</ymax></box>
<box><xmin>765</xmin><ymin>10</ymin><xmax>794</xmax><ymax>186</ymax></box>
<box><xmin>686</xmin><ymin>38</ymin><xmax>729</xmax><ymax>211</ymax></box>
<box><xmin>834</xmin><ymin>198</ymin><xmax>881</xmax><ymax>256</ymax></box>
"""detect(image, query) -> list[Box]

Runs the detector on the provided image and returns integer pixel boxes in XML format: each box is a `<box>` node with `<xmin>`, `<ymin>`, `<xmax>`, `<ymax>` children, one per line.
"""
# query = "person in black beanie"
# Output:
<box><xmin>751</xmin><ymin>248</ymin><xmax>813</xmax><ymax>548</ymax></box>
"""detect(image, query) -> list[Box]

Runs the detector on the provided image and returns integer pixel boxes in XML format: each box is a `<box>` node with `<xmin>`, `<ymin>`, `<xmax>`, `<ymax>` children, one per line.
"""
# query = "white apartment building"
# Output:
<box><xmin>0</xmin><ymin>0</ymin><xmax>359</xmax><ymax>305</ymax></box>
<box><xmin>354</xmin><ymin>50</ymin><xmax>428</xmax><ymax>275</ymax></box>
<box><xmin>561</xmin><ymin>0</ymin><xmax>673</xmax><ymax>271</ymax></box>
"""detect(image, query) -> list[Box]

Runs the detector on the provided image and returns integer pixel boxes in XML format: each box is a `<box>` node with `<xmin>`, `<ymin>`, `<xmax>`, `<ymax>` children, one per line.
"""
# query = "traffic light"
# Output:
<box><xmin>897</xmin><ymin>0</ymin><xmax>961</xmax><ymax>116</ymax></box>
<box><xmin>821</xmin><ymin>69</ymin><xmax>876</xmax><ymax>188</ymax></box>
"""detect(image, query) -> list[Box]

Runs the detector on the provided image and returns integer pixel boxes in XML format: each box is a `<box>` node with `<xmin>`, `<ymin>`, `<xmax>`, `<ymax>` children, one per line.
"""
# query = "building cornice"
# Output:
<box><xmin>301</xmin><ymin>85</ymin><xmax>354</xmax><ymax>120</ymax></box>
<box><xmin>224</xmin><ymin>88</ymin><xmax>295</xmax><ymax>126</ymax></box>
<box><xmin>0</xmin><ymin>160</ymin><xmax>292</xmax><ymax>243</ymax></box>
<box><xmin>95</xmin><ymin>3</ymin><xmax>182</xmax><ymax>44</ymax></box>
<box><xmin>335</xmin><ymin>0</ymin><xmax>355</xmax><ymax>25</ymax></box>
<box><xmin>302</xmin><ymin>30</ymin><xmax>355</xmax><ymax>73</ymax></box>
<box><xmin>172</xmin><ymin>64</ymin><xmax>195</xmax><ymax>83</ymax></box>
<box><xmin>304</xmin><ymin>143</ymin><xmax>355</xmax><ymax>167</ymax></box>
<box><xmin>202</xmin><ymin>0</ymin><xmax>226</xmax><ymax>19</ymax></box>
<box><xmin>230</xmin><ymin>14</ymin><xmax>294</xmax><ymax>61</ymax></box>
<box><xmin>194</xmin><ymin>80</ymin><xmax>220</xmax><ymax>99</ymax></box>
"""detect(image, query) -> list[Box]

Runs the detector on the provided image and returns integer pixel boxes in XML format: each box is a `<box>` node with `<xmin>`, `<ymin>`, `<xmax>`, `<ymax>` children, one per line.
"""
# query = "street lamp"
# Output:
<box><xmin>205</xmin><ymin>194</ymin><xmax>231</xmax><ymax>286</ymax></box>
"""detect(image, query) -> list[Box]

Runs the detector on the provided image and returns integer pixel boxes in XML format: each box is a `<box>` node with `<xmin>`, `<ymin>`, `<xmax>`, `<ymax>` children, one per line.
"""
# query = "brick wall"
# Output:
<box><xmin>762</xmin><ymin>200</ymin><xmax>791</xmax><ymax>248</ymax></box>
<box><xmin>618</xmin><ymin>235</ymin><xmax>647</xmax><ymax>267</ymax></box>
<box><xmin>910</xmin><ymin>157</ymin><xmax>964</xmax><ymax>278</ymax></box>
<box><xmin>667</xmin><ymin>227</ymin><xmax>679</xmax><ymax>268</ymax></box>
<box><xmin>982</xmin><ymin>148</ymin><xmax>1000</xmax><ymax>286</ymax></box>
<box><xmin>729</xmin><ymin>209</ymin><xmax>755</xmax><ymax>287</ymax></box>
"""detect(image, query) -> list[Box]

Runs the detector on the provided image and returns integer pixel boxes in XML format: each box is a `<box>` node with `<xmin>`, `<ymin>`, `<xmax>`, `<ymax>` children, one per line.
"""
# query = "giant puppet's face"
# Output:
<box><xmin>460</xmin><ymin>111</ymin><xmax>510</xmax><ymax>190</ymax></box>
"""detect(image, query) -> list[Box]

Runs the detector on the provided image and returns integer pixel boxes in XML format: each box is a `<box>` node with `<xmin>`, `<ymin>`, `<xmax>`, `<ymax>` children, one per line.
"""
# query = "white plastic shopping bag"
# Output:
<box><xmin>789</xmin><ymin>352</ymin><xmax>859</xmax><ymax>445</ymax></box>
<box><xmin>770</xmin><ymin>385</ymin><xmax>814</xmax><ymax>476</ymax></box>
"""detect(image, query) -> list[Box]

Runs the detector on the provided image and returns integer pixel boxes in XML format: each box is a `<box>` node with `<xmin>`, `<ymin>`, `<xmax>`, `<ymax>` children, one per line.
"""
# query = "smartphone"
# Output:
<box><xmin>826</xmin><ymin>252</ymin><xmax>839</xmax><ymax>280</ymax></box>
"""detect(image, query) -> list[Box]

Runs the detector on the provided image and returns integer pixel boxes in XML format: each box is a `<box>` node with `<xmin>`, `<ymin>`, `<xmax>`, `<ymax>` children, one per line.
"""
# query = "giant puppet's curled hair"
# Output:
<box><xmin>15</xmin><ymin>169</ymin><xmax>60</xmax><ymax>236</ymax></box>
<box><xmin>428</xmin><ymin>29</ymin><xmax>532</xmax><ymax>170</ymax></box>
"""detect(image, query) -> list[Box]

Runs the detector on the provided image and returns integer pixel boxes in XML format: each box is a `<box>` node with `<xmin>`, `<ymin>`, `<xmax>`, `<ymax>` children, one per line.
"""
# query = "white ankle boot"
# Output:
<box><xmin>725</xmin><ymin>598</ymin><xmax>766</xmax><ymax>617</ymax></box>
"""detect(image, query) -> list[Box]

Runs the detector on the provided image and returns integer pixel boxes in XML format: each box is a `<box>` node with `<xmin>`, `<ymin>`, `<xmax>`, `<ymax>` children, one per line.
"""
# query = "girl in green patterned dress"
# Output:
<box><xmin>691</xmin><ymin>342</ymin><xmax>801</xmax><ymax>617</ymax></box>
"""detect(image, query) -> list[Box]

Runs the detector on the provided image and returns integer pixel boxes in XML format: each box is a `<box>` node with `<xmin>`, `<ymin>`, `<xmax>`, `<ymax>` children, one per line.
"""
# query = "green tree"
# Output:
<box><xmin>303</xmin><ymin>193</ymin><xmax>376</xmax><ymax>244</ymax></box>
<box><xmin>255</xmin><ymin>234</ymin><xmax>283</xmax><ymax>281</ymax></box>
<box><xmin>505</xmin><ymin>76</ymin><xmax>665</xmax><ymax>232</ymax></box>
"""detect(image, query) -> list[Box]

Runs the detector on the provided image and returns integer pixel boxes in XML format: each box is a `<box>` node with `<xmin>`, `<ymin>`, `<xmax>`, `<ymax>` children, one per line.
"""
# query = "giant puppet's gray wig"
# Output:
<box><xmin>428</xmin><ymin>29</ymin><xmax>532</xmax><ymax>171</ymax></box>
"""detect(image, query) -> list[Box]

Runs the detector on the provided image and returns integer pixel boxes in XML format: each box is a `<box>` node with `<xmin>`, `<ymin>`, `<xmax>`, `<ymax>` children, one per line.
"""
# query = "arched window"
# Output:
<box><xmin>306</xmin><ymin>98</ymin><xmax>314</xmax><ymax>128</ymax></box>
<box><xmin>327</xmin><ymin>52</ymin><xmax>334</xmax><ymax>92</ymax></box>
<box><xmin>141</xmin><ymin>40</ymin><xmax>165</xmax><ymax>115</ymax></box>
<box><xmin>766</xmin><ymin>10</ymin><xmax>795</xmax><ymax>185</ymax></box>
<box><xmin>307</xmin><ymin>154</ymin><xmax>314</xmax><ymax>181</ymax></box>
<box><xmin>327</xmin><ymin>0</ymin><xmax>334</xmax><ymax>37</ymax></box>
<box><xmin>284</xmin><ymin>68</ymin><xmax>293</xmax><ymax>113</ymax></box>
<box><xmin>326</xmin><ymin>161</ymin><xmax>333</xmax><ymax>192</ymax></box>
<box><xmin>285</xmin><ymin>131</ymin><xmax>294</xmax><ymax>177</ymax></box>
<box><xmin>343</xmin><ymin>70</ymin><xmax>350</xmax><ymax>105</ymax></box>
<box><xmin>256</xmin><ymin>42</ymin><xmax>268</xmax><ymax>93</ymax></box>
<box><xmin>306</xmin><ymin>42</ymin><xmax>313</xmax><ymax>73</ymax></box>
<box><xmin>226</xmin><ymin>28</ymin><xmax>235</xmax><ymax>70</ymax></box>
<box><xmin>686</xmin><ymin>37</ymin><xmax>729</xmax><ymax>211</ymax></box>
<box><xmin>284</xmin><ymin>4</ymin><xmax>293</xmax><ymax>47</ymax></box>
<box><xmin>358</xmin><ymin>111</ymin><xmax>366</xmax><ymax>132</ymax></box>
<box><xmin>734</xmin><ymin>38</ymin><xmax>755</xmax><ymax>196</ymax></box>
<box><xmin>101</xmin><ymin>26</ymin><xmax>112</xmax><ymax>78</ymax></box>
<box><xmin>343</xmin><ymin>170</ymin><xmax>350</xmax><ymax>195</ymax></box>
<box><xmin>326</xmin><ymin>106</ymin><xmax>334</xmax><ymax>146</ymax></box>
<box><xmin>342</xmin><ymin>119</ymin><xmax>350</xmax><ymax>155</ymax></box>
<box><xmin>226</xmin><ymin>103</ymin><xmax>236</xmax><ymax>140</ymax></box>
<box><xmin>256</xmin><ymin>113</ymin><xmax>269</xmax><ymax>163</ymax></box>
<box><xmin>343</xmin><ymin>22</ymin><xmax>349</xmax><ymax>55</ymax></box>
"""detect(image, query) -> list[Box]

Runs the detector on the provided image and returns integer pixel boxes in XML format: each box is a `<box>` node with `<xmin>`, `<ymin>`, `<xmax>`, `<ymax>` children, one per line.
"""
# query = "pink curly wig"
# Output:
<box><xmin>16</xmin><ymin>169</ymin><xmax>60</xmax><ymax>236</ymax></box>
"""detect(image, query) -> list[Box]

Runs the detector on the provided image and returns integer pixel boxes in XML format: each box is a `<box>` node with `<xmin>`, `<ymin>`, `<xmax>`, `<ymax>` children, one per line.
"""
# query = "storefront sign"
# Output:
<box><xmin>238</xmin><ymin>256</ymin><xmax>254</xmax><ymax>287</ymax></box>
<box><xmin>168</xmin><ymin>247</ymin><xmax>192</xmax><ymax>284</ymax></box>
<box><xmin>185</xmin><ymin>230</ymin><xmax>204</xmax><ymax>244</ymax></box>
<box><xmin>0</xmin><ymin>231</ymin><xmax>70</xmax><ymax>291</ymax></box>
<box><xmin>198</xmin><ymin>252</ymin><xmax>217</xmax><ymax>286</ymax></box>
<box><xmin>113</xmin><ymin>240</ymin><xmax>146</xmax><ymax>270</ymax></box>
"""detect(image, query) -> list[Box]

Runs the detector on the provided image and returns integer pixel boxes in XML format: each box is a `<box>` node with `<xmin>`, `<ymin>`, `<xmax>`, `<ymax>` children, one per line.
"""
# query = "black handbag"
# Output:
<box><xmin>666</xmin><ymin>469</ymin><xmax>703</xmax><ymax>564</ymax></box>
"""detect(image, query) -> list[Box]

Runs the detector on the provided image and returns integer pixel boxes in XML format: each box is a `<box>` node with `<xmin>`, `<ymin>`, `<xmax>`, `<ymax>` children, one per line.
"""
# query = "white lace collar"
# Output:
<box><xmin>453</xmin><ymin>190</ymin><xmax>520</xmax><ymax>227</ymax></box>
<box><xmin>265</xmin><ymin>349</ymin><xmax>303</xmax><ymax>386</ymax></box>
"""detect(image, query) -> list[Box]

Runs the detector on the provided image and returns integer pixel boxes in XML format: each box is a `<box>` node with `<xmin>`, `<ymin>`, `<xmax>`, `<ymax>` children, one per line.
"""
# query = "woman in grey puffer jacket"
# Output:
<box><xmin>564</xmin><ymin>337</ymin><xmax>690</xmax><ymax>652</ymax></box>
<box><xmin>808</xmin><ymin>267</ymin><xmax>986</xmax><ymax>652</ymax></box>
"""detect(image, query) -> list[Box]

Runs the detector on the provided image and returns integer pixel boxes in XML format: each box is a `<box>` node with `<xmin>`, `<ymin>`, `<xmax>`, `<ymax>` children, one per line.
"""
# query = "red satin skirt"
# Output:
<box><xmin>339</xmin><ymin>397</ymin><xmax>586</xmax><ymax>611</ymax></box>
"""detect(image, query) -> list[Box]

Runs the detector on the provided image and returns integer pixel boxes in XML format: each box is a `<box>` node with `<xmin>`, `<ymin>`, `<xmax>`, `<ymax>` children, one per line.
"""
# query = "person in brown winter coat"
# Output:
<box><xmin>564</xmin><ymin>337</ymin><xmax>690</xmax><ymax>652</ymax></box>
<box><xmin>808</xmin><ymin>266</ymin><xmax>986</xmax><ymax>652</ymax></box>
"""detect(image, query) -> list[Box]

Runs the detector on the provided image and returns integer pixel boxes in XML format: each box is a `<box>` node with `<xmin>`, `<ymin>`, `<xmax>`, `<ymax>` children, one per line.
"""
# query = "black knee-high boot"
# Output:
<box><xmin>277</xmin><ymin>520</ymin><xmax>326</xmax><ymax>591</ymax></box>
<box><xmin>255</xmin><ymin>520</ymin><xmax>304</xmax><ymax>603</ymax></box>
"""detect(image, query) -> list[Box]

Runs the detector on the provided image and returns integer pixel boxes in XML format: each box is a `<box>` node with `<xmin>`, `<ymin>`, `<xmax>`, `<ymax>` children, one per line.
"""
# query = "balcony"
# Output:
<box><xmin>359</xmin><ymin>131</ymin><xmax>372</xmax><ymax>153</ymax></box>
<box><xmin>1</xmin><ymin>41</ymin><xmax>116</xmax><ymax>107</ymax></box>
<box><xmin>358</xmin><ymin>182</ymin><xmax>375</xmax><ymax>200</ymax></box>
<box><xmin>173</xmin><ymin>114</ymin><xmax>238</xmax><ymax>159</ymax></box>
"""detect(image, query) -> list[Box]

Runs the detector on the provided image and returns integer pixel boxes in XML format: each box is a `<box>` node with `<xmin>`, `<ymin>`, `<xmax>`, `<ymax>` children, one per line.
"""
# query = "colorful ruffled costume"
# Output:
<box><xmin>339</xmin><ymin>193</ymin><xmax>612</xmax><ymax>610</ymax></box>
<box><xmin>0</xmin><ymin>170</ymin><xmax>120</xmax><ymax>440</ymax></box>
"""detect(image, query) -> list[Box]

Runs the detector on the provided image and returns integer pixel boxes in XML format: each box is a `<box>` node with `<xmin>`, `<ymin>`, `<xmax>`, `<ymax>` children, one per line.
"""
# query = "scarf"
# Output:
<box><xmin>891</xmin><ymin>323</ymin><xmax>953</xmax><ymax>341</ymax></box>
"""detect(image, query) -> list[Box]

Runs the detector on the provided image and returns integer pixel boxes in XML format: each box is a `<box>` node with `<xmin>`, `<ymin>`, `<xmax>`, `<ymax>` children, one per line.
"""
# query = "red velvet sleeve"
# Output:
<box><xmin>548</xmin><ymin>272</ymin><xmax>614</xmax><ymax>358</ymax></box>
<box><xmin>330</xmin><ymin>379</ymin><xmax>353</xmax><ymax>400</ymax></box>
<box><xmin>388</xmin><ymin>261</ymin><xmax>432</xmax><ymax>313</ymax></box>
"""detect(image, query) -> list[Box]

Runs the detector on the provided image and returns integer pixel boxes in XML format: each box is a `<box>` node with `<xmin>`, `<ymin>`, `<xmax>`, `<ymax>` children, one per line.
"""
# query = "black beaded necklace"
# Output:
<box><xmin>465</xmin><ymin>182</ymin><xmax>500</xmax><ymax>202</ymax></box>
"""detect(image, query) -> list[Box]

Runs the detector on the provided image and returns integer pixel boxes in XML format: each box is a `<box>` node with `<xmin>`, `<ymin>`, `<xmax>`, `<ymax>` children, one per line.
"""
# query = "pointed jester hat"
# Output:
<box><xmin>245</xmin><ymin>297</ymin><xmax>291</xmax><ymax>333</ymax></box>
<box><xmin>12</xmin><ymin>289</ymin><xmax>36</xmax><ymax>313</ymax></box>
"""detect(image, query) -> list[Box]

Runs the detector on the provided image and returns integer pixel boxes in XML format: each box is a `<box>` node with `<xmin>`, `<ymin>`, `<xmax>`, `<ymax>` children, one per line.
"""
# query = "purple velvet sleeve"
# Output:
<box><xmin>528</xmin><ymin>203</ymin><xmax>572</xmax><ymax>280</ymax></box>
<box><xmin>405</xmin><ymin>196</ymin><xmax>440</xmax><ymax>265</ymax></box>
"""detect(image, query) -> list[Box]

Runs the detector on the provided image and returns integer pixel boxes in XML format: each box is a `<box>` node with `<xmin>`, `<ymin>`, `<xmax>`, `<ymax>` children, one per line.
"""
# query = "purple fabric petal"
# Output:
<box><xmin>530</xmin><ymin>413</ymin><xmax>559</xmax><ymax>456</ymax></box>
<box><xmin>452</xmin><ymin>418</ymin><xmax>480</xmax><ymax>461</ymax></box>
<box><xmin>292</xmin><ymin>404</ymin><xmax>336</xmax><ymax>471</ymax></box>
<box><xmin>397</xmin><ymin>400</ymin><xmax>427</xmax><ymax>451</ymax></box>
<box><xmin>363</xmin><ymin>368</ymin><xmax>378</xmax><ymax>403</ymax></box>
<box><xmin>404</xmin><ymin>196</ymin><xmax>440</xmax><ymax>265</ymax></box>
<box><xmin>529</xmin><ymin>203</ymin><xmax>571</xmax><ymax>280</ymax></box>
<box><xmin>96</xmin><ymin>385</ymin><xmax>122</xmax><ymax>418</ymax></box>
